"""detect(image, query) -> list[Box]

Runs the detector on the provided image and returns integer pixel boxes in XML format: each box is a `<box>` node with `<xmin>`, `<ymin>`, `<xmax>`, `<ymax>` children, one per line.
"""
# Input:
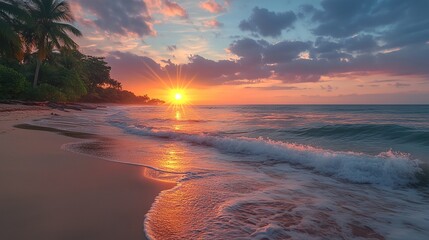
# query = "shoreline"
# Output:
<box><xmin>0</xmin><ymin>106</ymin><xmax>175</xmax><ymax>240</ymax></box>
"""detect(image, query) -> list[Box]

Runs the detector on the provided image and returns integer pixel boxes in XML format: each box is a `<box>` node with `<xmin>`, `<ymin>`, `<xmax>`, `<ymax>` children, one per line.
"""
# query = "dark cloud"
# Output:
<box><xmin>298</xmin><ymin>4</ymin><xmax>316</xmax><ymax>18</ymax></box>
<box><xmin>310</xmin><ymin>0</ymin><xmax>397</xmax><ymax>38</ymax></box>
<box><xmin>229</xmin><ymin>38</ymin><xmax>265</xmax><ymax>64</ymax></box>
<box><xmin>310</xmin><ymin>35</ymin><xmax>378</xmax><ymax>59</ymax></box>
<box><xmin>377</xmin><ymin>0</ymin><xmax>429</xmax><ymax>48</ymax></box>
<box><xmin>309</xmin><ymin>0</ymin><xmax>429</xmax><ymax>48</ymax></box>
<box><xmin>320</xmin><ymin>85</ymin><xmax>338</xmax><ymax>92</ymax></box>
<box><xmin>108</xmin><ymin>36</ymin><xmax>429</xmax><ymax>87</ymax></box>
<box><xmin>245</xmin><ymin>86</ymin><xmax>307</xmax><ymax>91</ymax></box>
<box><xmin>176</xmin><ymin>55</ymin><xmax>239</xmax><ymax>84</ymax></box>
<box><xmin>302</xmin><ymin>92</ymin><xmax>429</xmax><ymax>104</ymax></box>
<box><xmin>313</xmin><ymin>37</ymin><xmax>341</xmax><ymax>53</ymax></box>
<box><xmin>370</xmin><ymin>79</ymin><xmax>397</xmax><ymax>83</ymax></box>
<box><xmin>231</xmin><ymin>0</ymin><xmax>428</xmax><ymax>85</ymax></box>
<box><xmin>273</xmin><ymin>59</ymin><xmax>336</xmax><ymax>82</ymax></box>
<box><xmin>106</xmin><ymin>51</ymin><xmax>165</xmax><ymax>86</ymax></box>
<box><xmin>167</xmin><ymin>45</ymin><xmax>177</xmax><ymax>52</ymax></box>
<box><xmin>177</xmin><ymin>54</ymin><xmax>271</xmax><ymax>85</ymax></box>
<box><xmin>392</xmin><ymin>82</ymin><xmax>411</xmax><ymax>88</ymax></box>
<box><xmin>375</xmin><ymin>45</ymin><xmax>429</xmax><ymax>76</ymax></box>
<box><xmin>263</xmin><ymin>41</ymin><xmax>311</xmax><ymax>63</ymax></box>
<box><xmin>75</xmin><ymin>0</ymin><xmax>153</xmax><ymax>36</ymax></box>
<box><xmin>342</xmin><ymin>34</ymin><xmax>378</xmax><ymax>52</ymax></box>
<box><xmin>239</xmin><ymin>7</ymin><xmax>297</xmax><ymax>37</ymax></box>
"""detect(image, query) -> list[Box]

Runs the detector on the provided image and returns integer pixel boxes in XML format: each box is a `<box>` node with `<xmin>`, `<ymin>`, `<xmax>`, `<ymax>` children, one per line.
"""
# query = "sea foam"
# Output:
<box><xmin>110</xmin><ymin>121</ymin><xmax>422</xmax><ymax>187</ymax></box>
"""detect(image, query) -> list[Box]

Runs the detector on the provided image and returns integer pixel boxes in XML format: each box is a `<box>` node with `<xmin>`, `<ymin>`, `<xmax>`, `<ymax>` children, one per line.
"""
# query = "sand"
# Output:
<box><xmin>0</xmin><ymin>105</ymin><xmax>174</xmax><ymax>240</ymax></box>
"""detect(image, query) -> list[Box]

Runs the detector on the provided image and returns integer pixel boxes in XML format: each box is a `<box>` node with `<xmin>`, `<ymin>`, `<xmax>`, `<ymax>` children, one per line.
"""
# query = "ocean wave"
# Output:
<box><xmin>148</xmin><ymin>117</ymin><xmax>210</xmax><ymax>123</ymax></box>
<box><xmin>289</xmin><ymin>124</ymin><xmax>429</xmax><ymax>146</ymax></box>
<box><xmin>110</xmin><ymin>121</ymin><xmax>423</xmax><ymax>187</ymax></box>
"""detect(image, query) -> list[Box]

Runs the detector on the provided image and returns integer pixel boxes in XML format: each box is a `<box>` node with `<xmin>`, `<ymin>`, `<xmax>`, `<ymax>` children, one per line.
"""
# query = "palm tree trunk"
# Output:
<box><xmin>33</xmin><ymin>59</ymin><xmax>41</xmax><ymax>88</ymax></box>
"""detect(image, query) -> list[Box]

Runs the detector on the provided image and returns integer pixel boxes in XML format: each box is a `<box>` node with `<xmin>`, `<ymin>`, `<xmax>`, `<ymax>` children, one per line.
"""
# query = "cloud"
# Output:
<box><xmin>370</xmin><ymin>79</ymin><xmax>397</xmax><ymax>83</ymax></box>
<box><xmin>166</xmin><ymin>45</ymin><xmax>177</xmax><ymax>51</ymax></box>
<box><xmin>245</xmin><ymin>86</ymin><xmax>307</xmax><ymax>91</ymax></box>
<box><xmin>320</xmin><ymin>85</ymin><xmax>338</xmax><ymax>92</ymax></box>
<box><xmin>203</xmin><ymin>19</ymin><xmax>224</xmax><ymax>28</ymax></box>
<box><xmin>229</xmin><ymin>38</ymin><xmax>265</xmax><ymax>64</ymax></box>
<box><xmin>309</xmin><ymin>0</ymin><xmax>429</xmax><ymax>48</ymax></box>
<box><xmin>106</xmin><ymin>51</ymin><xmax>165</xmax><ymax>85</ymax></box>
<box><xmin>106</xmin><ymin>35</ymin><xmax>429</xmax><ymax>88</ymax></box>
<box><xmin>176</xmin><ymin>55</ymin><xmax>239</xmax><ymax>84</ymax></box>
<box><xmin>302</xmin><ymin>92</ymin><xmax>429</xmax><ymax>104</ymax></box>
<box><xmin>391</xmin><ymin>82</ymin><xmax>411</xmax><ymax>88</ymax></box>
<box><xmin>263</xmin><ymin>41</ymin><xmax>311</xmax><ymax>63</ymax></box>
<box><xmin>74</xmin><ymin>0</ymin><xmax>154</xmax><ymax>36</ymax></box>
<box><xmin>239</xmin><ymin>7</ymin><xmax>297</xmax><ymax>37</ymax></box>
<box><xmin>199</xmin><ymin>0</ymin><xmax>226</xmax><ymax>13</ymax></box>
<box><xmin>161</xmin><ymin>0</ymin><xmax>188</xmax><ymax>19</ymax></box>
<box><xmin>72</xmin><ymin>0</ymin><xmax>429</xmax><ymax>92</ymax></box>
<box><xmin>341</xmin><ymin>34</ymin><xmax>379</xmax><ymax>52</ymax></box>
<box><xmin>230</xmin><ymin>35</ymin><xmax>429</xmax><ymax>83</ymax></box>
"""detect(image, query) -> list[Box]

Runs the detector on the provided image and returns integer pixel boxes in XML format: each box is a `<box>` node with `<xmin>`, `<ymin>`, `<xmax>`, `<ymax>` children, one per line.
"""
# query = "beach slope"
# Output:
<box><xmin>0</xmin><ymin>108</ymin><xmax>173</xmax><ymax>240</ymax></box>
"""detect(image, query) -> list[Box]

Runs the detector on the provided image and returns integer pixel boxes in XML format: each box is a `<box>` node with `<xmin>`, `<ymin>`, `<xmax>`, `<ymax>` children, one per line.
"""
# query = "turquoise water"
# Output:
<box><xmin>118</xmin><ymin>105</ymin><xmax>429</xmax><ymax>163</ymax></box>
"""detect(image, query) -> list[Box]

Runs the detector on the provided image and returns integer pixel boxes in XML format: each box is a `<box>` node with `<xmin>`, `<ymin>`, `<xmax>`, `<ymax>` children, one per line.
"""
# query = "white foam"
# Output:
<box><xmin>111</xmin><ymin>122</ymin><xmax>422</xmax><ymax>187</ymax></box>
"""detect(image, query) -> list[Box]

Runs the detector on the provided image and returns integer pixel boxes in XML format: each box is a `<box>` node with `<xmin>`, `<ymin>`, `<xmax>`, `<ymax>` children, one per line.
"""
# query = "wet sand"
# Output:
<box><xmin>0</xmin><ymin>106</ymin><xmax>174</xmax><ymax>240</ymax></box>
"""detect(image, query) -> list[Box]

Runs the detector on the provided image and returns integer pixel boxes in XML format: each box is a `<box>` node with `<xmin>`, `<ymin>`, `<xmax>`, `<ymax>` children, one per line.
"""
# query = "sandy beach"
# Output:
<box><xmin>0</xmin><ymin>105</ymin><xmax>174</xmax><ymax>240</ymax></box>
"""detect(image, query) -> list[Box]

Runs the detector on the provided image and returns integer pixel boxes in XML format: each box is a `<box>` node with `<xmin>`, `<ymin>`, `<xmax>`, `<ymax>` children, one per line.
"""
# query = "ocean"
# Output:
<box><xmin>32</xmin><ymin>105</ymin><xmax>429</xmax><ymax>239</ymax></box>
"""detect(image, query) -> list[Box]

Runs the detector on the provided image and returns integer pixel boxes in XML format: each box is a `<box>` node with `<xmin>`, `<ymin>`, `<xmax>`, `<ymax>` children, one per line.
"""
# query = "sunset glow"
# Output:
<box><xmin>168</xmin><ymin>88</ymin><xmax>189</xmax><ymax>107</ymax></box>
<box><xmin>172</xmin><ymin>91</ymin><xmax>185</xmax><ymax>104</ymax></box>
<box><xmin>66</xmin><ymin>1</ymin><xmax>429</xmax><ymax>104</ymax></box>
<box><xmin>175</xmin><ymin>93</ymin><xmax>182</xmax><ymax>101</ymax></box>
<box><xmin>2</xmin><ymin>1</ymin><xmax>429</xmax><ymax>240</ymax></box>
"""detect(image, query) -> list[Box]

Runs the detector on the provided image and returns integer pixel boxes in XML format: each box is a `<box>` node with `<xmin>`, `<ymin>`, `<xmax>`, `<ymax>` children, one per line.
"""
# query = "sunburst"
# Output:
<box><xmin>141</xmin><ymin>61</ymin><xmax>195</xmax><ymax>113</ymax></box>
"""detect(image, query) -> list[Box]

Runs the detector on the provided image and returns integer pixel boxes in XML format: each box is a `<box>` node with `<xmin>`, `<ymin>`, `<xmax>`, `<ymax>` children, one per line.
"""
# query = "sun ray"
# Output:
<box><xmin>142</xmin><ymin>60</ymin><xmax>169</xmax><ymax>89</ymax></box>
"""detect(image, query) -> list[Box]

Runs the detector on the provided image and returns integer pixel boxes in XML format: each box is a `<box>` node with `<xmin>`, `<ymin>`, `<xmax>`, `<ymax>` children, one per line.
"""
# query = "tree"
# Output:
<box><xmin>0</xmin><ymin>64</ymin><xmax>29</xmax><ymax>99</ymax></box>
<box><xmin>81</xmin><ymin>55</ymin><xmax>122</xmax><ymax>91</ymax></box>
<box><xmin>23</xmin><ymin>0</ymin><xmax>82</xmax><ymax>88</ymax></box>
<box><xmin>0</xmin><ymin>0</ymin><xmax>25</xmax><ymax>59</ymax></box>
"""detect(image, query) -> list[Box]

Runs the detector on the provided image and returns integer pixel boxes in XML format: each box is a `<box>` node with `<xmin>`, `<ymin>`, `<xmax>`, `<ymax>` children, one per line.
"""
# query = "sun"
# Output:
<box><xmin>170</xmin><ymin>89</ymin><xmax>187</xmax><ymax>106</ymax></box>
<box><xmin>175</xmin><ymin>93</ymin><xmax>183</xmax><ymax>101</ymax></box>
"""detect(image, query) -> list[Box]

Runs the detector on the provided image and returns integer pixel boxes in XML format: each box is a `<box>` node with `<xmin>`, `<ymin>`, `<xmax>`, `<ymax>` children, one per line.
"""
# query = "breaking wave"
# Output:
<box><xmin>110</xmin><ymin>121</ymin><xmax>423</xmax><ymax>187</ymax></box>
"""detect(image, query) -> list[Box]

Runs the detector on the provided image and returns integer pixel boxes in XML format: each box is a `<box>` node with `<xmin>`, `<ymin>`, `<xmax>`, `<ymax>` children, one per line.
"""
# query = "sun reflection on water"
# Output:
<box><xmin>142</xmin><ymin>143</ymin><xmax>187</xmax><ymax>183</ymax></box>
<box><xmin>175</xmin><ymin>110</ymin><xmax>181</xmax><ymax>120</ymax></box>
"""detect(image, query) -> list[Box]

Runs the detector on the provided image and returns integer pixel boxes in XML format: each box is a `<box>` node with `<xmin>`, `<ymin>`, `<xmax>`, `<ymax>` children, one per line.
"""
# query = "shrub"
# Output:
<box><xmin>39</xmin><ymin>65</ymin><xmax>87</xmax><ymax>101</ymax></box>
<box><xmin>26</xmin><ymin>84</ymin><xmax>67</xmax><ymax>102</ymax></box>
<box><xmin>0</xmin><ymin>64</ymin><xmax>30</xmax><ymax>99</ymax></box>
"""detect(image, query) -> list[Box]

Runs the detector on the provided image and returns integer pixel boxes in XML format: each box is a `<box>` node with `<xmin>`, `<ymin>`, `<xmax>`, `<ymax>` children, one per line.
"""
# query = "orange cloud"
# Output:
<box><xmin>199</xmin><ymin>0</ymin><xmax>226</xmax><ymax>13</ymax></box>
<box><xmin>162</xmin><ymin>0</ymin><xmax>188</xmax><ymax>18</ymax></box>
<box><xmin>203</xmin><ymin>19</ymin><xmax>223</xmax><ymax>28</ymax></box>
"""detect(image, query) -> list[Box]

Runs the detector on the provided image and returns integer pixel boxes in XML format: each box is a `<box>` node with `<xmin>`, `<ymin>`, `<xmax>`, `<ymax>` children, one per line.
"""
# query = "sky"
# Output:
<box><xmin>69</xmin><ymin>0</ymin><xmax>429</xmax><ymax>104</ymax></box>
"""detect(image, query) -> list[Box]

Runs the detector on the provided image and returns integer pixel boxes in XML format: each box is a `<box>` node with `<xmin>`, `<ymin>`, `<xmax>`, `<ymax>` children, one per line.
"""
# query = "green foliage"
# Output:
<box><xmin>0</xmin><ymin>48</ymin><xmax>164</xmax><ymax>103</ymax></box>
<box><xmin>0</xmin><ymin>0</ymin><xmax>164</xmax><ymax>104</ymax></box>
<box><xmin>81</xmin><ymin>55</ymin><xmax>122</xmax><ymax>91</ymax></box>
<box><xmin>0</xmin><ymin>0</ymin><xmax>25</xmax><ymax>59</ymax></box>
<box><xmin>80</xmin><ymin>88</ymin><xmax>163</xmax><ymax>104</ymax></box>
<box><xmin>39</xmin><ymin>64</ymin><xmax>87</xmax><ymax>101</ymax></box>
<box><xmin>26</xmin><ymin>83</ymin><xmax>66</xmax><ymax>102</ymax></box>
<box><xmin>0</xmin><ymin>64</ymin><xmax>29</xmax><ymax>99</ymax></box>
<box><xmin>23</xmin><ymin>0</ymin><xmax>82</xmax><ymax>58</ymax></box>
<box><xmin>0</xmin><ymin>0</ymin><xmax>162</xmax><ymax>104</ymax></box>
<box><xmin>21</xmin><ymin>0</ymin><xmax>83</xmax><ymax>87</ymax></box>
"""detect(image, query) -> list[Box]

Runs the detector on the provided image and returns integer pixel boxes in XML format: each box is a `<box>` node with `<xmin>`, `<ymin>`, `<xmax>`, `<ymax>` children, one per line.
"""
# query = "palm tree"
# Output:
<box><xmin>0</xmin><ymin>0</ymin><xmax>25</xmax><ymax>59</ymax></box>
<box><xmin>23</xmin><ymin>0</ymin><xmax>82</xmax><ymax>87</ymax></box>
